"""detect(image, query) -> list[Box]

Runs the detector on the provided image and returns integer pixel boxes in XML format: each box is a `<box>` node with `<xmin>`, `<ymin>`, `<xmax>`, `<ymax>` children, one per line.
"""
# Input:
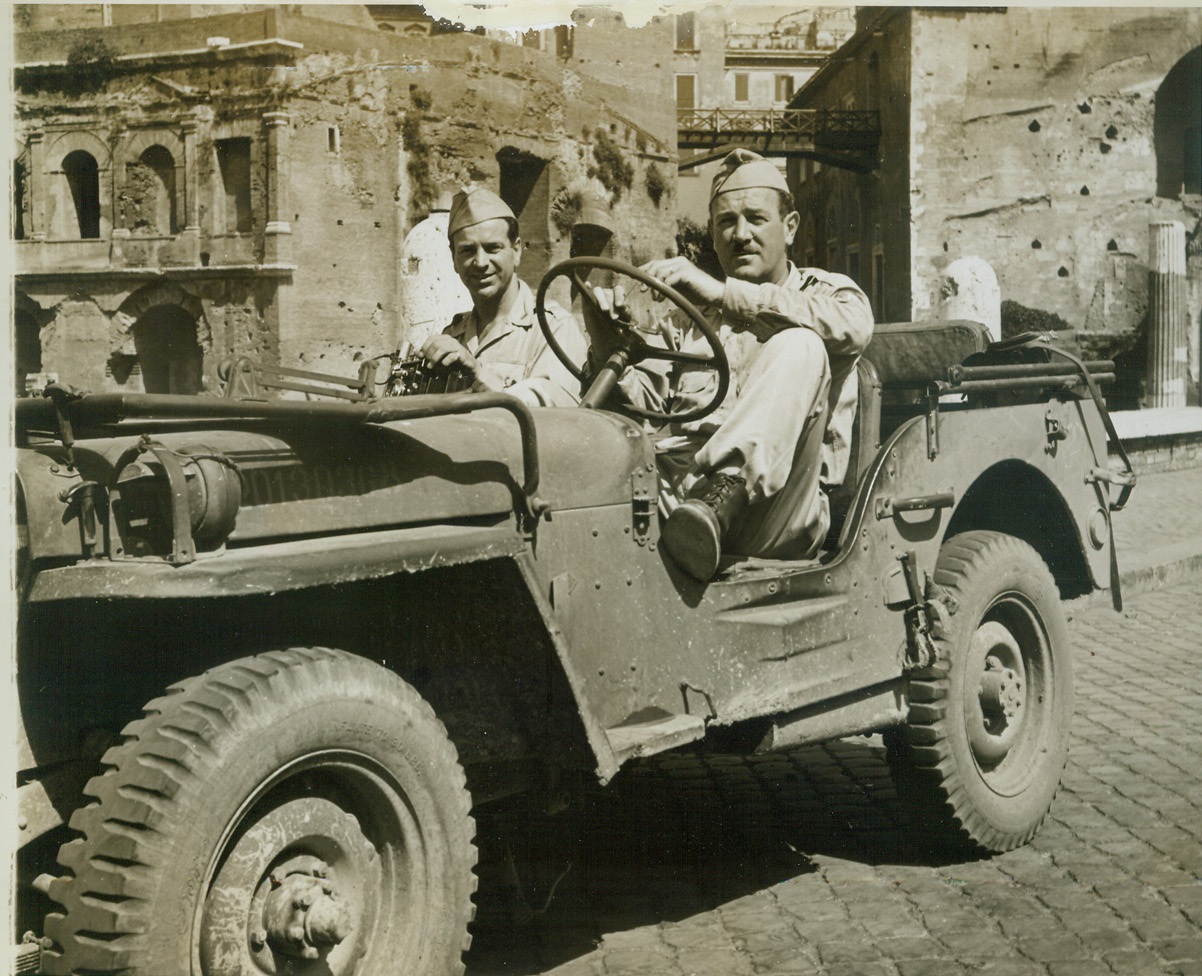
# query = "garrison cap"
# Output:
<box><xmin>447</xmin><ymin>187</ymin><xmax>517</xmax><ymax>238</ymax></box>
<box><xmin>709</xmin><ymin>148</ymin><xmax>790</xmax><ymax>203</ymax></box>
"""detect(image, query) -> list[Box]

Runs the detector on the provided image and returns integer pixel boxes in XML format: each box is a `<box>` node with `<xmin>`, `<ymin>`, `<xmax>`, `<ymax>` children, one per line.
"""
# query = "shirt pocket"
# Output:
<box><xmin>479</xmin><ymin>360</ymin><xmax>526</xmax><ymax>389</ymax></box>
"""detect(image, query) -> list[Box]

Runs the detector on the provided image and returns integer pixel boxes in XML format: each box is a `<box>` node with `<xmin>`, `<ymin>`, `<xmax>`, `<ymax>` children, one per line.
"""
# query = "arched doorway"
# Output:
<box><xmin>15</xmin><ymin>309</ymin><xmax>42</xmax><ymax>396</ymax></box>
<box><xmin>63</xmin><ymin>149</ymin><xmax>101</xmax><ymax>238</ymax></box>
<box><xmin>132</xmin><ymin>305</ymin><xmax>203</xmax><ymax>394</ymax></box>
<box><xmin>1155</xmin><ymin>47</ymin><xmax>1202</xmax><ymax>199</ymax></box>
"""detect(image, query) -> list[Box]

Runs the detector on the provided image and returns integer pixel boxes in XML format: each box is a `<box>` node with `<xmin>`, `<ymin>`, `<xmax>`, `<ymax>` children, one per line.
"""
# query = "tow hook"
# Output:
<box><xmin>260</xmin><ymin>859</ymin><xmax>350</xmax><ymax>960</ymax></box>
<box><xmin>899</xmin><ymin>550</ymin><xmax>941</xmax><ymax>671</ymax></box>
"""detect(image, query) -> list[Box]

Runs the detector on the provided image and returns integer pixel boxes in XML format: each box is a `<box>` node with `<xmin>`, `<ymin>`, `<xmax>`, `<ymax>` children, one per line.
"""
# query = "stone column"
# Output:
<box><xmin>28</xmin><ymin>130</ymin><xmax>46</xmax><ymax>241</ymax></box>
<box><xmin>262</xmin><ymin>111</ymin><xmax>292</xmax><ymax>263</ymax></box>
<box><xmin>181</xmin><ymin>119</ymin><xmax>200</xmax><ymax>232</ymax></box>
<box><xmin>1147</xmin><ymin>221</ymin><xmax>1187</xmax><ymax>408</ymax></box>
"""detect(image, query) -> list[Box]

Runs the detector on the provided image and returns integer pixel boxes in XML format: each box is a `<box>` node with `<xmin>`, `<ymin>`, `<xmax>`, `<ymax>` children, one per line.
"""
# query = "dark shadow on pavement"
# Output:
<box><xmin>464</xmin><ymin>736</ymin><xmax>980</xmax><ymax>975</ymax></box>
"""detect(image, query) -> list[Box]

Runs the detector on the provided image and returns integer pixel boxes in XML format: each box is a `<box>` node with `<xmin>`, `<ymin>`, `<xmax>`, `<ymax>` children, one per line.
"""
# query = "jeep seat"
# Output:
<box><xmin>825</xmin><ymin>319</ymin><xmax>992</xmax><ymax>549</ymax></box>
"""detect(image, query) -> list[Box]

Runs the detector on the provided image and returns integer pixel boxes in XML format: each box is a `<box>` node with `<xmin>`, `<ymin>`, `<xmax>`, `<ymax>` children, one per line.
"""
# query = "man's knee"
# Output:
<box><xmin>754</xmin><ymin>329</ymin><xmax>831</xmax><ymax>394</ymax></box>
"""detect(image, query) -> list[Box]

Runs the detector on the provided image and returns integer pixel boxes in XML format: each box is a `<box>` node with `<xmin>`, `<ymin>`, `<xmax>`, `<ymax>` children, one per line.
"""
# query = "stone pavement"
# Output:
<box><xmin>1109</xmin><ymin>465</ymin><xmax>1202</xmax><ymax>592</ymax></box>
<box><xmin>464</xmin><ymin>581</ymin><xmax>1202</xmax><ymax>975</ymax></box>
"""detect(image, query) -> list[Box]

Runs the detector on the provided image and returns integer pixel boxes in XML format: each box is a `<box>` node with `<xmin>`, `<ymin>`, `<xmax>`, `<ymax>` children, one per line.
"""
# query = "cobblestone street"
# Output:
<box><xmin>464</xmin><ymin>580</ymin><xmax>1202</xmax><ymax>976</ymax></box>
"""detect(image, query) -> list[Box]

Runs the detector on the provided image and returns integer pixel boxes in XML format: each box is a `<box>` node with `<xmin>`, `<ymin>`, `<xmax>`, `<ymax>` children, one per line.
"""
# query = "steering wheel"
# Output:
<box><xmin>535</xmin><ymin>257</ymin><xmax>729</xmax><ymax>424</ymax></box>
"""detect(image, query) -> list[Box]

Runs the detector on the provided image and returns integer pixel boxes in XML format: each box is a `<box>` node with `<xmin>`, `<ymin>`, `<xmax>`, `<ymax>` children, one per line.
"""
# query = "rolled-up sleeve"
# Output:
<box><xmin>722</xmin><ymin>272</ymin><xmax>873</xmax><ymax>358</ymax></box>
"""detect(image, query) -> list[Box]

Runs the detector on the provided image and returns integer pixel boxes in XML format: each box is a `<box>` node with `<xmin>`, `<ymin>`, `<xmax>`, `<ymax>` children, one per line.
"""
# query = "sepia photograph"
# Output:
<box><xmin>8</xmin><ymin>3</ymin><xmax>1202</xmax><ymax>974</ymax></box>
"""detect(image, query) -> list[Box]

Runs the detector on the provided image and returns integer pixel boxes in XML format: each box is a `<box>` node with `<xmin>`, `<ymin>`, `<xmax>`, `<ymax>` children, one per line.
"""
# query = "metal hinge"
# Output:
<box><xmin>631</xmin><ymin>465</ymin><xmax>656</xmax><ymax>547</ymax></box>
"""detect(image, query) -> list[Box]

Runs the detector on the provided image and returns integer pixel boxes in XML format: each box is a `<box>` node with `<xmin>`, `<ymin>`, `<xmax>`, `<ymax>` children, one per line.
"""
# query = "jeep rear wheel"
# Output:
<box><xmin>42</xmin><ymin>647</ymin><xmax>476</xmax><ymax>976</ymax></box>
<box><xmin>888</xmin><ymin>531</ymin><xmax>1073</xmax><ymax>852</ymax></box>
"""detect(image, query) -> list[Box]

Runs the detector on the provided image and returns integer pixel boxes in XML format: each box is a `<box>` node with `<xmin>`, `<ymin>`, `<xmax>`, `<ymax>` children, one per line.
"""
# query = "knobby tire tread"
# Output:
<box><xmin>41</xmin><ymin>646</ymin><xmax>477</xmax><ymax>976</ymax></box>
<box><xmin>888</xmin><ymin>531</ymin><xmax>1070</xmax><ymax>854</ymax></box>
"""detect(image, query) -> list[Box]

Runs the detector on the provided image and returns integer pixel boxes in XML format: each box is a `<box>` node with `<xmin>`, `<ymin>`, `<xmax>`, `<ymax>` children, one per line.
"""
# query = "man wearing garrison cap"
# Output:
<box><xmin>581</xmin><ymin>149</ymin><xmax>874</xmax><ymax>581</ymax></box>
<box><xmin>420</xmin><ymin>187</ymin><xmax>586</xmax><ymax>407</ymax></box>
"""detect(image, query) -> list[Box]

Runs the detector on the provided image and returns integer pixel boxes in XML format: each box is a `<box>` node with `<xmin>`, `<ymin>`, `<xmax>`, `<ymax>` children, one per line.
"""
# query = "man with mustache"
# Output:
<box><xmin>582</xmin><ymin>149</ymin><xmax>874</xmax><ymax>581</ymax></box>
<box><xmin>422</xmin><ymin>187</ymin><xmax>586</xmax><ymax>407</ymax></box>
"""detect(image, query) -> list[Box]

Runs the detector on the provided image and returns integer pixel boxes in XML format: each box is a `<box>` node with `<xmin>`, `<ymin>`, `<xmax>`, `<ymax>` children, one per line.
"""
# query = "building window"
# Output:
<box><xmin>734</xmin><ymin>73</ymin><xmax>749</xmax><ymax>103</ymax></box>
<box><xmin>676</xmin><ymin>74</ymin><xmax>696</xmax><ymax>111</ymax></box>
<box><xmin>554</xmin><ymin>25</ymin><xmax>573</xmax><ymax>58</ymax></box>
<box><xmin>1155</xmin><ymin>47</ymin><xmax>1201</xmax><ymax>198</ymax></box>
<box><xmin>13</xmin><ymin>161</ymin><xmax>26</xmax><ymax>240</ymax></box>
<box><xmin>327</xmin><ymin>126</ymin><xmax>340</xmax><ymax>155</ymax></box>
<box><xmin>775</xmin><ymin>74</ymin><xmax>795</xmax><ymax>103</ymax></box>
<box><xmin>846</xmin><ymin>245</ymin><xmax>860</xmax><ymax>286</ymax></box>
<box><xmin>676</xmin><ymin>12</ymin><xmax>696</xmax><ymax>52</ymax></box>
<box><xmin>216</xmin><ymin>137</ymin><xmax>252</xmax><ymax>234</ymax></box>
<box><xmin>63</xmin><ymin>150</ymin><xmax>101</xmax><ymax>239</ymax></box>
<box><xmin>128</xmin><ymin>145</ymin><xmax>178</xmax><ymax>235</ymax></box>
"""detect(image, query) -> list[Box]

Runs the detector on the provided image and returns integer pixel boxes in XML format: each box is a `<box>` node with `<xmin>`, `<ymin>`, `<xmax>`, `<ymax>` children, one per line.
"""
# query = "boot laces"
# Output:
<box><xmin>700</xmin><ymin>473</ymin><xmax>746</xmax><ymax>508</ymax></box>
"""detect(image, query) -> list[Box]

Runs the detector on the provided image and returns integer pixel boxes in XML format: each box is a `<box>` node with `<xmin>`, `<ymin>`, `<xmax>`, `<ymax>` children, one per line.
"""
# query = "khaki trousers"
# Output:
<box><xmin>657</xmin><ymin>328</ymin><xmax>833</xmax><ymax>561</ymax></box>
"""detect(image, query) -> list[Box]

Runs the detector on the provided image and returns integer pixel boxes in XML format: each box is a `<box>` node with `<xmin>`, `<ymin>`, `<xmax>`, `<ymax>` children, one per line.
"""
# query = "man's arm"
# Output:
<box><xmin>722</xmin><ymin>272</ymin><xmax>873</xmax><ymax>357</ymax></box>
<box><xmin>507</xmin><ymin>305</ymin><xmax>588</xmax><ymax>408</ymax></box>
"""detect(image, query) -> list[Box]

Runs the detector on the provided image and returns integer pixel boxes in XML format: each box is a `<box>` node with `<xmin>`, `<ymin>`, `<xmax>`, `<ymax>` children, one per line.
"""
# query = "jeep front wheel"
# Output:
<box><xmin>42</xmin><ymin>647</ymin><xmax>476</xmax><ymax>976</ymax></box>
<box><xmin>888</xmin><ymin>531</ymin><xmax>1073</xmax><ymax>852</ymax></box>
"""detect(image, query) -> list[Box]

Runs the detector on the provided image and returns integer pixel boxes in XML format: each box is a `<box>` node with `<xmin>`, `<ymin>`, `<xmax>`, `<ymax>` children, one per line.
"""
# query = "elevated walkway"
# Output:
<box><xmin>678</xmin><ymin>108</ymin><xmax>879</xmax><ymax>172</ymax></box>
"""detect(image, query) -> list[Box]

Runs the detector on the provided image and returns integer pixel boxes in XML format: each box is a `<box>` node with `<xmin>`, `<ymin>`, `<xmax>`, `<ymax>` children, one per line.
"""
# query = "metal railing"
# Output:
<box><xmin>677</xmin><ymin>108</ymin><xmax>879</xmax><ymax>142</ymax></box>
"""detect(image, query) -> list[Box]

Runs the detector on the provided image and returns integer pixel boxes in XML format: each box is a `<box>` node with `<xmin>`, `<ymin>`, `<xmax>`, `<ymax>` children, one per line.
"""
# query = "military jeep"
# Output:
<box><xmin>13</xmin><ymin>257</ymin><xmax>1134</xmax><ymax>975</ymax></box>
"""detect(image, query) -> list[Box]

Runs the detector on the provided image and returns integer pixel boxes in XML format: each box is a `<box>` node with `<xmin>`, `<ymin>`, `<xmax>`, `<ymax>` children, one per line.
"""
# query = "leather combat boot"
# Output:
<box><xmin>661</xmin><ymin>472</ymin><xmax>749</xmax><ymax>581</ymax></box>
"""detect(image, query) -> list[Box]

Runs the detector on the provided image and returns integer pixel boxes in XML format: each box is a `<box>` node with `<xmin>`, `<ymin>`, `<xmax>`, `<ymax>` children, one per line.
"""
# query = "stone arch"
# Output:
<box><xmin>46</xmin><ymin>130</ymin><xmax>112</xmax><ymax>240</ymax></box>
<box><xmin>1155</xmin><ymin>47</ymin><xmax>1201</xmax><ymax>198</ymax></box>
<box><xmin>115</xmin><ymin>281</ymin><xmax>206</xmax><ymax>338</ymax></box>
<box><xmin>121</xmin><ymin>130</ymin><xmax>185</xmax><ymax>233</ymax></box>
<box><xmin>13</xmin><ymin>292</ymin><xmax>50</xmax><ymax>396</ymax></box>
<box><xmin>131</xmin><ymin>304</ymin><xmax>203</xmax><ymax>395</ymax></box>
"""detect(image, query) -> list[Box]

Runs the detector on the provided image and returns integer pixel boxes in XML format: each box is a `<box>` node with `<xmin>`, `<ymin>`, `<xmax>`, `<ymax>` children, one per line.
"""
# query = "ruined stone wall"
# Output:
<box><xmin>14</xmin><ymin>10</ymin><xmax>676</xmax><ymax>393</ymax></box>
<box><xmin>909</xmin><ymin>7</ymin><xmax>1202</xmax><ymax>340</ymax></box>
<box><xmin>787</xmin><ymin>9</ymin><xmax>911</xmax><ymax>323</ymax></box>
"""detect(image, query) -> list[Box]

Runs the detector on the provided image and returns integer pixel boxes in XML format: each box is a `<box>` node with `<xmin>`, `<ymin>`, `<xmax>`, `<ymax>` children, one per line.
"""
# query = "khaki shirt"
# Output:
<box><xmin>614</xmin><ymin>264</ymin><xmax>874</xmax><ymax>489</ymax></box>
<box><xmin>445</xmin><ymin>279</ymin><xmax>587</xmax><ymax>408</ymax></box>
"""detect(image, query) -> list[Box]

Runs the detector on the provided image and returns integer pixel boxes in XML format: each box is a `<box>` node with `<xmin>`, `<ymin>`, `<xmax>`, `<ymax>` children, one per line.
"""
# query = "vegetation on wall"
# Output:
<box><xmin>65</xmin><ymin>38</ymin><xmax>120</xmax><ymax>95</ymax></box>
<box><xmin>588</xmin><ymin>127</ymin><xmax>633</xmax><ymax>202</ymax></box>
<box><xmin>645</xmin><ymin>163</ymin><xmax>667</xmax><ymax>208</ymax></box>
<box><xmin>676</xmin><ymin>217</ymin><xmax>724</xmax><ymax>280</ymax></box>
<box><xmin>550</xmin><ymin>188</ymin><xmax>583</xmax><ymax>239</ymax></box>
<box><xmin>403</xmin><ymin>85</ymin><xmax>436</xmax><ymax>222</ymax></box>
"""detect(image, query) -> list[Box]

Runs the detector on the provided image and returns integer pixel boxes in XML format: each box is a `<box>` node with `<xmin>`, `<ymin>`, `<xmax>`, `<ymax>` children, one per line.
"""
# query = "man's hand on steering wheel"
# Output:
<box><xmin>637</xmin><ymin>257</ymin><xmax>725</xmax><ymax>308</ymax></box>
<box><xmin>535</xmin><ymin>256</ymin><xmax>730</xmax><ymax>424</ymax></box>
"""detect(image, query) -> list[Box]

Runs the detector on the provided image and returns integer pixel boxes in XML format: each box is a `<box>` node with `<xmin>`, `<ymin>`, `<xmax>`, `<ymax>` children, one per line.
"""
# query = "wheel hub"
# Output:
<box><xmin>979</xmin><ymin>655</ymin><xmax>1023</xmax><ymax>723</ymax></box>
<box><xmin>261</xmin><ymin>856</ymin><xmax>351</xmax><ymax>960</ymax></box>
<box><xmin>968</xmin><ymin>621</ymin><xmax>1028</xmax><ymax>766</ymax></box>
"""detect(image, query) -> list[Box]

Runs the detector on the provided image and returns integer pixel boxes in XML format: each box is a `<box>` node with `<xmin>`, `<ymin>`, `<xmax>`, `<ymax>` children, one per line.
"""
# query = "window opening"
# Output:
<box><xmin>216</xmin><ymin>137</ymin><xmax>252</xmax><ymax>234</ymax></box>
<box><xmin>676</xmin><ymin>74</ymin><xmax>696</xmax><ymax>111</ymax></box>
<box><xmin>63</xmin><ymin>150</ymin><xmax>101</xmax><ymax>239</ymax></box>
<box><xmin>775</xmin><ymin>74</ymin><xmax>795</xmax><ymax>103</ymax></box>
<box><xmin>133</xmin><ymin>145</ymin><xmax>178</xmax><ymax>235</ymax></box>
<box><xmin>14</xmin><ymin>161</ymin><xmax>26</xmax><ymax>240</ymax></box>
<box><xmin>734</xmin><ymin>73</ymin><xmax>749</xmax><ymax>103</ymax></box>
<box><xmin>676</xmin><ymin>12</ymin><xmax>696</xmax><ymax>52</ymax></box>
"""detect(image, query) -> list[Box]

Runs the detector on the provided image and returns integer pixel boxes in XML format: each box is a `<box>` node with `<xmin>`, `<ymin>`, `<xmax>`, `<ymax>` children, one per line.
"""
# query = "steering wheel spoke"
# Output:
<box><xmin>535</xmin><ymin>257</ymin><xmax>730</xmax><ymax>424</ymax></box>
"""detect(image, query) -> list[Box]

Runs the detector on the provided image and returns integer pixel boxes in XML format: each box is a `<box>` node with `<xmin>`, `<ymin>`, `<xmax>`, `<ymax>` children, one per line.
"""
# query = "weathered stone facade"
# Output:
<box><xmin>13</xmin><ymin>5</ymin><xmax>676</xmax><ymax>396</ymax></box>
<box><xmin>788</xmin><ymin>6</ymin><xmax>1201</xmax><ymax>400</ymax></box>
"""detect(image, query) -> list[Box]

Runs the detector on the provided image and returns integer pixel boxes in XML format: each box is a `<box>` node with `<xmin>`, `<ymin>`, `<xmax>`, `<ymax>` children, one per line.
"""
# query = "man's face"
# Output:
<box><xmin>709</xmin><ymin>187</ymin><xmax>799</xmax><ymax>285</ymax></box>
<box><xmin>451</xmin><ymin>218</ymin><xmax>521</xmax><ymax>304</ymax></box>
